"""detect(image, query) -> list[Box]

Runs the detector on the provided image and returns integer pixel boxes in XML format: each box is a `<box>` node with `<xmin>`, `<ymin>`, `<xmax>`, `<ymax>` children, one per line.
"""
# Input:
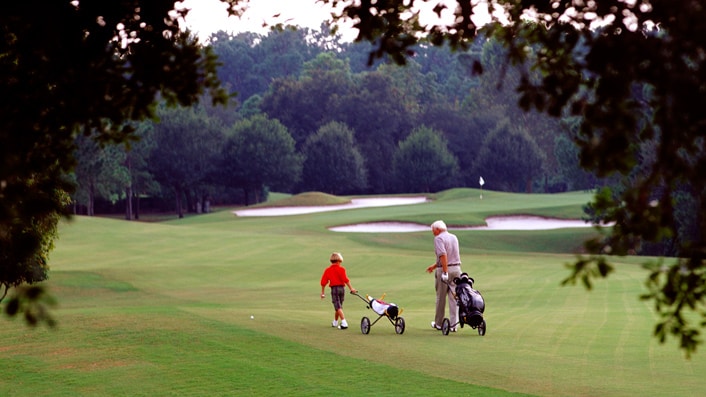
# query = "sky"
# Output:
<box><xmin>177</xmin><ymin>0</ymin><xmax>490</xmax><ymax>43</ymax></box>
<box><xmin>178</xmin><ymin>0</ymin><xmax>351</xmax><ymax>41</ymax></box>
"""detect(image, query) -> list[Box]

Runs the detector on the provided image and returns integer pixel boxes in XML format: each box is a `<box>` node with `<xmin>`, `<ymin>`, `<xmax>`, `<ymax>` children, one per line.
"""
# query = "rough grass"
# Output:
<box><xmin>2</xmin><ymin>189</ymin><xmax>704</xmax><ymax>396</ymax></box>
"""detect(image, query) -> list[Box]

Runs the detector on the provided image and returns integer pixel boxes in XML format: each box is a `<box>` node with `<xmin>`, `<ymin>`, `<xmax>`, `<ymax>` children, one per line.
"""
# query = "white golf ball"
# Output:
<box><xmin>250</xmin><ymin>315</ymin><xmax>254</xmax><ymax>319</ymax></box>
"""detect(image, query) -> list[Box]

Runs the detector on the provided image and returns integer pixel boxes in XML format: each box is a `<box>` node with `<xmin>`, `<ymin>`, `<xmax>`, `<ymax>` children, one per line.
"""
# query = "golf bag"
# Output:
<box><xmin>454</xmin><ymin>273</ymin><xmax>485</xmax><ymax>328</ymax></box>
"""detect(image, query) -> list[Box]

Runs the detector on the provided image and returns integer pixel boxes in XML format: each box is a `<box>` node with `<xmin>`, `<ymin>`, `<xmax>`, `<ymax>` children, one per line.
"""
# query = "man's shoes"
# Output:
<box><xmin>431</xmin><ymin>321</ymin><xmax>442</xmax><ymax>330</ymax></box>
<box><xmin>340</xmin><ymin>319</ymin><xmax>348</xmax><ymax>329</ymax></box>
<box><xmin>332</xmin><ymin>320</ymin><xmax>338</xmax><ymax>328</ymax></box>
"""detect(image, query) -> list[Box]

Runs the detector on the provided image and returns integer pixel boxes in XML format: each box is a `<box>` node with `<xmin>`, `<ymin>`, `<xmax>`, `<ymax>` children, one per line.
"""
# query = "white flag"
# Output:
<box><xmin>479</xmin><ymin>176</ymin><xmax>485</xmax><ymax>186</ymax></box>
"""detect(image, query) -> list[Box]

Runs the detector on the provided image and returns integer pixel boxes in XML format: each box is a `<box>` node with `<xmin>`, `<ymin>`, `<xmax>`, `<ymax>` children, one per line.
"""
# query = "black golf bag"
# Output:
<box><xmin>454</xmin><ymin>273</ymin><xmax>485</xmax><ymax>328</ymax></box>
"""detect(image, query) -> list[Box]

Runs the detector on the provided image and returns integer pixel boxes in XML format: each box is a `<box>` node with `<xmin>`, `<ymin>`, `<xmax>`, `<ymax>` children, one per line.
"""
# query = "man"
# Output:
<box><xmin>425</xmin><ymin>220</ymin><xmax>463</xmax><ymax>332</ymax></box>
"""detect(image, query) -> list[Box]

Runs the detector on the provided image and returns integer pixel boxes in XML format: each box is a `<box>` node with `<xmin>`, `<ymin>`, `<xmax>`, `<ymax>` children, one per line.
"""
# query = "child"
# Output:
<box><xmin>320</xmin><ymin>252</ymin><xmax>357</xmax><ymax>329</ymax></box>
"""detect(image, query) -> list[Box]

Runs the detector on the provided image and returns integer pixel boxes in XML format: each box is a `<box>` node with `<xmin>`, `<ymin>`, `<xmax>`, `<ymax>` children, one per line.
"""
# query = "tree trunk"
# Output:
<box><xmin>185</xmin><ymin>191</ymin><xmax>195</xmax><ymax>213</ymax></box>
<box><xmin>175</xmin><ymin>188</ymin><xmax>184</xmax><ymax>218</ymax></box>
<box><xmin>134</xmin><ymin>191</ymin><xmax>140</xmax><ymax>220</ymax></box>
<box><xmin>243</xmin><ymin>187</ymin><xmax>250</xmax><ymax>206</ymax></box>
<box><xmin>124</xmin><ymin>186</ymin><xmax>133</xmax><ymax>220</ymax></box>
<box><xmin>125</xmin><ymin>156</ymin><xmax>133</xmax><ymax>220</ymax></box>
<box><xmin>88</xmin><ymin>181</ymin><xmax>95</xmax><ymax>216</ymax></box>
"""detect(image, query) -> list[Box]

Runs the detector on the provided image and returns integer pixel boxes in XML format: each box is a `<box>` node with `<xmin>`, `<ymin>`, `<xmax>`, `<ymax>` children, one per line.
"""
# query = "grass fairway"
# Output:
<box><xmin>2</xmin><ymin>189</ymin><xmax>704</xmax><ymax>396</ymax></box>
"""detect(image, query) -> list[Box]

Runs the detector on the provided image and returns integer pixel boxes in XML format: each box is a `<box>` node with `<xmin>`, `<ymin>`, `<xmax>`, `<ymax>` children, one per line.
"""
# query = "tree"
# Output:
<box><xmin>1</xmin><ymin>1</ymin><xmax>225</xmax><ymax>323</ymax></box>
<box><xmin>148</xmin><ymin>105</ymin><xmax>225</xmax><ymax>218</ymax></box>
<box><xmin>462</xmin><ymin>37</ymin><xmax>565</xmax><ymax>176</ymax></box>
<box><xmin>210</xmin><ymin>31</ymin><xmax>265</xmax><ymax>100</ymax></box>
<box><xmin>210</xmin><ymin>28</ymin><xmax>322</xmax><ymax>102</ymax></box>
<box><xmin>335</xmin><ymin>69</ymin><xmax>412</xmax><ymax>193</ymax></box>
<box><xmin>417</xmin><ymin>102</ymin><xmax>490</xmax><ymax>186</ymax></box>
<box><xmin>300</xmin><ymin>121</ymin><xmax>367</xmax><ymax>194</ymax></box>
<box><xmin>392</xmin><ymin>126</ymin><xmax>459</xmax><ymax>193</ymax></box>
<box><xmin>124</xmin><ymin>122</ymin><xmax>161</xmax><ymax>221</ymax></box>
<box><xmin>220</xmin><ymin>115</ymin><xmax>303</xmax><ymax>204</ymax></box>
<box><xmin>261</xmin><ymin>52</ymin><xmax>354</xmax><ymax>147</ymax></box>
<box><xmin>73</xmin><ymin>135</ymin><xmax>130</xmax><ymax>216</ymax></box>
<box><xmin>413</xmin><ymin>42</ymin><xmax>482</xmax><ymax>105</ymax></box>
<box><xmin>472</xmin><ymin>119</ymin><xmax>545</xmax><ymax>193</ymax></box>
<box><xmin>554</xmin><ymin>131</ymin><xmax>597</xmax><ymax>192</ymax></box>
<box><xmin>319</xmin><ymin>0</ymin><xmax>706</xmax><ymax>355</ymax></box>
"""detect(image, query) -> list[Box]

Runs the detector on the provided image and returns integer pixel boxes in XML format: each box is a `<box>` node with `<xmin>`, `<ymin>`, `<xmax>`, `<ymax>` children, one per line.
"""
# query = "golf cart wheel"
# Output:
<box><xmin>478</xmin><ymin>319</ymin><xmax>486</xmax><ymax>336</ymax></box>
<box><xmin>361</xmin><ymin>317</ymin><xmax>371</xmax><ymax>335</ymax></box>
<box><xmin>395</xmin><ymin>317</ymin><xmax>405</xmax><ymax>334</ymax></box>
<box><xmin>441</xmin><ymin>318</ymin><xmax>451</xmax><ymax>336</ymax></box>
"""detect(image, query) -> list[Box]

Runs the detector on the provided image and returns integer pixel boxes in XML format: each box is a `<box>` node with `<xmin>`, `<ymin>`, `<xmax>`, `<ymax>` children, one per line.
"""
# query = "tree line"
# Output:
<box><xmin>73</xmin><ymin>27</ymin><xmax>599</xmax><ymax>218</ymax></box>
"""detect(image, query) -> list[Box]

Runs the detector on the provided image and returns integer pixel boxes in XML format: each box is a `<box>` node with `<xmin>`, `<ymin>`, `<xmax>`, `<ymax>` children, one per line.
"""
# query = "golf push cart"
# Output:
<box><xmin>351</xmin><ymin>291</ymin><xmax>405</xmax><ymax>335</ymax></box>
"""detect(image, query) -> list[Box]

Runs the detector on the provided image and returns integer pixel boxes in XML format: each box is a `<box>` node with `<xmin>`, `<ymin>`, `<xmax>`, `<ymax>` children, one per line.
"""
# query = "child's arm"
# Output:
<box><xmin>346</xmin><ymin>281</ymin><xmax>357</xmax><ymax>294</ymax></box>
<box><xmin>320</xmin><ymin>269</ymin><xmax>328</xmax><ymax>299</ymax></box>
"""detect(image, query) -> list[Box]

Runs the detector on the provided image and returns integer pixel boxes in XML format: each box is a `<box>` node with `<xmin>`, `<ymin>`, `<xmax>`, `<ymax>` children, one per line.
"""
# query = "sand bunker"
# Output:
<box><xmin>234</xmin><ymin>196</ymin><xmax>427</xmax><ymax>217</ymax></box>
<box><xmin>234</xmin><ymin>197</ymin><xmax>602</xmax><ymax>232</ymax></box>
<box><xmin>329</xmin><ymin>216</ymin><xmax>599</xmax><ymax>233</ymax></box>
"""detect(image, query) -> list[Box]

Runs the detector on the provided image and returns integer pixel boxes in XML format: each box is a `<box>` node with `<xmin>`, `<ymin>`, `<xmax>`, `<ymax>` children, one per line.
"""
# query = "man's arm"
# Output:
<box><xmin>439</xmin><ymin>254</ymin><xmax>448</xmax><ymax>273</ymax></box>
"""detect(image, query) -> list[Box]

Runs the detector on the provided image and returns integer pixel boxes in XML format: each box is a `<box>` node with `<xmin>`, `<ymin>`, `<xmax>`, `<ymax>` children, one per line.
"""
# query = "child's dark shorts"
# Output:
<box><xmin>330</xmin><ymin>285</ymin><xmax>345</xmax><ymax>310</ymax></box>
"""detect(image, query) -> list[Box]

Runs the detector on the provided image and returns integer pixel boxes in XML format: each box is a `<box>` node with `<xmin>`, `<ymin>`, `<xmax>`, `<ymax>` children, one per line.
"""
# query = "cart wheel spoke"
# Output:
<box><xmin>395</xmin><ymin>317</ymin><xmax>405</xmax><ymax>334</ymax></box>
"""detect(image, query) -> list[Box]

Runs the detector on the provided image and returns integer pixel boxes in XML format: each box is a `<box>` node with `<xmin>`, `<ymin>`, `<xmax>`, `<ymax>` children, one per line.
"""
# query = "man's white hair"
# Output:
<box><xmin>430</xmin><ymin>220</ymin><xmax>447</xmax><ymax>231</ymax></box>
